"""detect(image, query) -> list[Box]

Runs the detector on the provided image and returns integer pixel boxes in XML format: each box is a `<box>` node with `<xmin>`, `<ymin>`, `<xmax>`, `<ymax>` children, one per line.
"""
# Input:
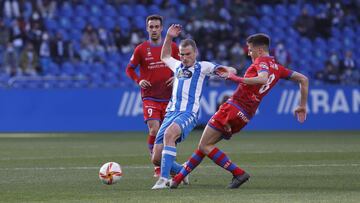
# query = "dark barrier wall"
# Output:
<box><xmin>0</xmin><ymin>85</ymin><xmax>359</xmax><ymax>132</ymax></box>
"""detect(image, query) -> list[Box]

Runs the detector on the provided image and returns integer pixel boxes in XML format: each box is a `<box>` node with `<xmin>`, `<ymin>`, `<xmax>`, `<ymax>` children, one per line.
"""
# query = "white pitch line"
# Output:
<box><xmin>0</xmin><ymin>163</ymin><xmax>359</xmax><ymax>171</ymax></box>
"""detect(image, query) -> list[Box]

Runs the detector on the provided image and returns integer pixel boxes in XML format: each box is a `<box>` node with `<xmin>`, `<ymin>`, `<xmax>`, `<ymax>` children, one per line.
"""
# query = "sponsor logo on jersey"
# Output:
<box><xmin>177</xmin><ymin>69</ymin><xmax>193</xmax><ymax>79</ymax></box>
<box><xmin>259</xmin><ymin>62</ymin><xmax>269</xmax><ymax>70</ymax></box>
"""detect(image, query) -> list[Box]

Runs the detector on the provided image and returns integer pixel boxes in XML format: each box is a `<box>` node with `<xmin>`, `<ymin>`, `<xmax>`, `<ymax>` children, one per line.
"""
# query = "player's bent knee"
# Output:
<box><xmin>198</xmin><ymin>143</ymin><xmax>211</xmax><ymax>155</ymax></box>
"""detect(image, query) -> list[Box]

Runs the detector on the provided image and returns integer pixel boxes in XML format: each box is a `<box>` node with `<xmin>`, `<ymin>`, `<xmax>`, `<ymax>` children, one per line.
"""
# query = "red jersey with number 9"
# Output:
<box><xmin>229</xmin><ymin>56</ymin><xmax>293</xmax><ymax>117</ymax></box>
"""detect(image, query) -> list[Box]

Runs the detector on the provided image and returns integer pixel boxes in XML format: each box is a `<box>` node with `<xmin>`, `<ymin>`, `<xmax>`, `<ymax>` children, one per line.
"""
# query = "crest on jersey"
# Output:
<box><xmin>147</xmin><ymin>48</ymin><xmax>152</xmax><ymax>57</ymax></box>
<box><xmin>177</xmin><ymin>69</ymin><xmax>192</xmax><ymax>79</ymax></box>
<box><xmin>260</xmin><ymin>62</ymin><xmax>269</xmax><ymax>70</ymax></box>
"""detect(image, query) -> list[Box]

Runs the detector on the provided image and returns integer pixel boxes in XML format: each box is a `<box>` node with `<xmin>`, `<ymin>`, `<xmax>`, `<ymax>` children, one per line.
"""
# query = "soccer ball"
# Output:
<box><xmin>99</xmin><ymin>162</ymin><xmax>122</xmax><ymax>185</ymax></box>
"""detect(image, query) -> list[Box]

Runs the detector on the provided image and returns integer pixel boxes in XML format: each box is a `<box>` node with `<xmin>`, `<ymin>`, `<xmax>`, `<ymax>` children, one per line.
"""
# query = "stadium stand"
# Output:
<box><xmin>0</xmin><ymin>0</ymin><xmax>359</xmax><ymax>88</ymax></box>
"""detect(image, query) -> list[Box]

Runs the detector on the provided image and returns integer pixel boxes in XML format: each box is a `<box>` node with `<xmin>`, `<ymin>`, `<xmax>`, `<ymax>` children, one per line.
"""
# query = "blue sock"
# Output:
<box><xmin>161</xmin><ymin>146</ymin><xmax>177</xmax><ymax>179</ymax></box>
<box><xmin>170</xmin><ymin>161</ymin><xmax>182</xmax><ymax>174</ymax></box>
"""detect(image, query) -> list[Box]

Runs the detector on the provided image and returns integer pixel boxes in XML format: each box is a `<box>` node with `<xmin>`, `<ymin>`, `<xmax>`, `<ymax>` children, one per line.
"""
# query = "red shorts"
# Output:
<box><xmin>142</xmin><ymin>99</ymin><xmax>168</xmax><ymax>123</ymax></box>
<box><xmin>208</xmin><ymin>103</ymin><xmax>250</xmax><ymax>139</ymax></box>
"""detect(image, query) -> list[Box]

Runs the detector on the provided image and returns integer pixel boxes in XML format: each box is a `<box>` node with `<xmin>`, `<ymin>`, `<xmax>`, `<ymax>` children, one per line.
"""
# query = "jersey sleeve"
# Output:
<box><xmin>255</xmin><ymin>59</ymin><xmax>270</xmax><ymax>74</ymax></box>
<box><xmin>201</xmin><ymin>61</ymin><xmax>220</xmax><ymax>76</ymax></box>
<box><xmin>162</xmin><ymin>57</ymin><xmax>181</xmax><ymax>72</ymax></box>
<box><xmin>279</xmin><ymin>66</ymin><xmax>294</xmax><ymax>79</ymax></box>
<box><xmin>128</xmin><ymin>45</ymin><xmax>141</xmax><ymax>68</ymax></box>
<box><xmin>171</xmin><ymin>42</ymin><xmax>180</xmax><ymax>60</ymax></box>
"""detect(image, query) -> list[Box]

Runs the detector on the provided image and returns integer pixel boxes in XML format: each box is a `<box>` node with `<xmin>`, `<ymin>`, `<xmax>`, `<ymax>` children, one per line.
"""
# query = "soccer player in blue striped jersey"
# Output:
<box><xmin>151</xmin><ymin>24</ymin><xmax>236</xmax><ymax>189</ymax></box>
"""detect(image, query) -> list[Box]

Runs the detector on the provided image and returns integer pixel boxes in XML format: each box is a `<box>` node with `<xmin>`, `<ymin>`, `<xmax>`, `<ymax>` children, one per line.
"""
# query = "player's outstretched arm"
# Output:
<box><xmin>216</xmin><ymin>67</ymin><xmax>268</xmax><ymax>85</ymax></box>
<box><xmin>161</xmin><ymin>24</ymin><xmax>181</xmax><ymax>61</ymax></box>
<box><xmin>289</xmin><ymin>71</ymin><xmax>309</xmax><ymax>123</ymax></box>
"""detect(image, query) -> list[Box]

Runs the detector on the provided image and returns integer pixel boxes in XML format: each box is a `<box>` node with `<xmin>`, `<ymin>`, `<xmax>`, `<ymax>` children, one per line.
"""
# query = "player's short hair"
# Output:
<box><xmin>146</xmin><ymin>15</ymin><xmax>163</xmax><ymax>26</ymax></box>
<box><xmin>246</xmin><ymin>33</ymin><xmax>270</xmax><ymax>48</ymax></box>
<box><xmin>179</xmin><ymin>39</ymin><xmax>197</xmax><ymax>52</ymax></box>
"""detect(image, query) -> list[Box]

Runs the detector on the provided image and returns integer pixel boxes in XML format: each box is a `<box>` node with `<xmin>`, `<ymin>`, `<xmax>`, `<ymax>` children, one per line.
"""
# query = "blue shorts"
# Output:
<box><xmin>155</xmin><ymin>111</ymin><xmax>198</xmax><ymax>145</ymax></box>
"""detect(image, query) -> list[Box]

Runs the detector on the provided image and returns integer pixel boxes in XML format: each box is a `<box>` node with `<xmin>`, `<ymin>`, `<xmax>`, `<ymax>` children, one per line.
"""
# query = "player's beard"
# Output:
<box><xmin>151</xmin><ymin>34</ymin><xmax>160</xmax><ymax>42</ymax></box>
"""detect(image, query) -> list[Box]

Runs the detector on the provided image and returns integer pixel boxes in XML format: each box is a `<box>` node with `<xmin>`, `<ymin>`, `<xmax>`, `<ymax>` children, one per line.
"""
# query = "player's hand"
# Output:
<box><xmin>215</xmin><ymin>67</ymin><xmax>230</xmax><ymax>78</ymax></box>
<box><xmin>166</xmin><ymin>24</ymin><xmax>182</xmax><ymax>38</ymax></box>
<box><xmin>166</xmin><ymin>76</ymin><xmax>174</xmax><ymax>87</ymax></box>
<box><xmin>294</xmin><ymin>106</ymin><xmax>307</xmax><ymax>123</ymax></box>
<box><xmin>138</xmin><ymin>80</ymin><xmax>152</xmax><ymax>89</ymax></box>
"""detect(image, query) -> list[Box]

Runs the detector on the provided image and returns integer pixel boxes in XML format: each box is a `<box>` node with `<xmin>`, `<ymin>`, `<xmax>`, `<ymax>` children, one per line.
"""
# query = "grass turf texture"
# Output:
<box><xmin>0</xmin><ymin>131</ymin><xmax>359</xmax><ymax>203</ymax></box>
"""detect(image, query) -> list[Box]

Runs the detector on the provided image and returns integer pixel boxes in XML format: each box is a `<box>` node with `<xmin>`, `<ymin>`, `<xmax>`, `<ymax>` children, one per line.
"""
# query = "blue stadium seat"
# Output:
<box><xmin>69</xmin><ymin>29</ymin><xmax>82</xmax><ymax>41</ymax></box>
<box><xmin>103</xmin><ymin>72</ymin><xmax>120</xmax><ymax>87</ymax></box>
<box><xmin>117</xmin><ymin>16</ymin><xmax>131</xmax><ymax>32</ymax></box>
<box><xmin>93</xmin><ymin>0</ymin><xmax>105</xmax><ymax>6</ymax></box>
<box><xmin>77</xmin><ymin>62</ymin><xmax>91</xmax><ymax>74</ymax></box>
<box><xmin>105</xmin><ymin>4</ymin><xmax>117</xmax><ymax>17</ymax></box>
<box><xmin>59</xmin><ymin>2</ymin><xmax>73</xmax><ymax>18</ymax></box>
<box><xmin>73</xmin><ymin>17</ymin><xmax>86</xmax><ymax>30</ymax></box>
<box><xmin>88</xmin><ymin>16</ymin><xmax>101</xmax><ymax>28</ymax></box>
<box><xmin>344</xmin><ymin>26</ymin><xmax>355</xmax><ymax>38</ymax></box>
<box><xmin>135</xmin><ymin>4</ymin><xmax>148</xmax><ymax>17</ymax></box>
<box><xmin>274</xmin><ymin>16</ymin><xmax>288</xmax><ymax>28</ymax></box>
<box><xmin>260</xmin><ymin>5</ymin><xmax>274</xmax><ymax>16</ymax></box>
<box><xmin>119</xmin><ymin>4</ymin><xmax>132</xmax><ymax>17</ymax></box>
<box><xmin>303</xmin><ymin>3</ymin><xmax>315</xmax><ymax>16</ymax></box>
<box><xmin>247</xmin><ymin>16</ymin><xmax>259</xmax><ymax>27</ymax></box>
<box><xmin>58</xmin><ymin>17</ymin><xmax>71</xmax><ymax>30</ymax></box>
<box><xmin>148</xmin><ymin>5</ymin><xmax>160</xmax><ymax>15</ymax></box>
<box><xmin>89</xmin><ymin>73</ymin><xmax>104</xmax><ymax>87</ymax></box>
<box><xmin>328</xmin><ymin>37</ymin><xmax>341</xmax><ymax>51</ymax></box>
<box><xmin>103</xmin><ymin>16</ymin><xmax>116</xmax><ymax>30</ymax></box>
<box><xmin>274</xmin><ymin>4</ymin><xmax>288</xmax><ymax>16</ymax></box>
<box><xmin>288</xmin><ymin>4</ymin><xmax>301</xmax><ymax>17</ymax></box>
<box><xmin>91</xmin><ymin>62</ymin><xmax>105</xmax><ymax>73</ymax></box>
<box><xmin>45</xmin><ymin>62</ymin><xmax>60</xmax><ymax>75</ymax></box>
<box><xmin>260</xmin><ymin>16</ymin><xmax>274</xmax><ymax>29</ymax></box>
<box><xmin>153</xmin><ymin>0</ymin><xmax>163</xmax><ymax>6</ymax></box>
<box><xmin>75</xmin><ymin>5</ymin><xmax>88</xmax><ymax>18</ymax></box>
<box><xmin>44</xmin><ymin>18</ymin><xmax>58</xmax><ymax>31</ymax></box>
<box><xmin>62</xmin><ymin>62</ymin><xmax>75</xmax><ymax>75</ymax></box>
<box><xmin>90</xmin><ymin>5</ymin><xmax>103</xmax><ymax>17</ymax></box>
<box><xmin>133</xmin><ymin>16</ymin><xmax>146</xmax><ymax>30</ymax></box>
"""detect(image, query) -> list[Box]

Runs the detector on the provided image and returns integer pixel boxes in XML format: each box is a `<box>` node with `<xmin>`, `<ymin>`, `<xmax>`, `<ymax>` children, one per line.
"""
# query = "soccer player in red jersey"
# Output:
<box><xmin>125</xmin><ymin>15</ymin><xmax>180</xmax><ymax>177</ymax></box>
<box><xmin>170</xmin><ymin>33</ymin><xmax>309</xmax><ymax>189</ymax></box>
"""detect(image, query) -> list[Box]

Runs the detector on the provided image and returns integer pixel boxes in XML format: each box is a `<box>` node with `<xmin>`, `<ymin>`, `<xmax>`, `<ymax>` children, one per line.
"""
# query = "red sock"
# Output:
<box><xmin>147</xmin><ymin>135</ymin><xmax>155</xmax><ymax>156</ymax></box>
<box><xmin>208</xmin><ymin>147</ymin><xmax>244</xmax><ymax>176</ymax></box>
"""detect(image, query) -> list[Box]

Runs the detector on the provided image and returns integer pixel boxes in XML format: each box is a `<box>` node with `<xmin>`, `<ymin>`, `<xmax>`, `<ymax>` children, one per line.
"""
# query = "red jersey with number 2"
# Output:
<box><xmin>229</xmin><ymin>56</ymin><xmax>293</xmax><ymax>117</ymax></box>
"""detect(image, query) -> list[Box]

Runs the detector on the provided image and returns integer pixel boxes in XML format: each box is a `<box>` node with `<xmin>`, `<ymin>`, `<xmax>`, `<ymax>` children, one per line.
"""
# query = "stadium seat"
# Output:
<box><xmin>247</xmin><ymin>16</ymin><xmax>259</xmax><ymax>27</ymax></box>
<box><xmin>119</xmin><ymin>4</ymin><xmax>132</xmax><ymax>18</ymax></box>
<box><xmin>105</xmin><ymin>4</ymin><xmax>117</xmax><ymax>17</ymax></box>
<box><xmin>90</xmin><ymin>5</ymin><xmax>103</xmax><ymax>17</ymax></box>
<box><xmin>69</xmin><ymin>29</ymin><xmax>82</xmax><ymax>41</ymax></box>
<box><xmin>58</xmin><ymin>17</ymin><xmax>71</xmax><ymax>30</ymax></box>
<box><xmin>148</xmin><ymin>5</ymin><xmax>160</xmax><ymax>15</ymax></box>
<box><xmin>153</xmin><ymin>0</ymin><xmax>163</xmax><ymax>6</ymax></box>
<box><xmin>103</xmin><ymin>16</ymin><xmax>116</xmax><ymax>30</ymax></box>
<box><xmin>77</xmin><ymin>62</ymin><xmax>91</xmax><ymax>74</ymax></box>
<box><xmin>260</xmin><ymin>4</ymin><xmax>274</xmax><ymax>16</ymax></box>
<box><xmin>274</xmin><ymin>4</ymin><xmax>288</xmax><ymax>16</ymax></box>
<box><xmin>44</xmin><ymin>18</ymin><xmax>58</xmax><ymax>31</ymax></box>
<box><xmin>274</xmin><ymin>16</ymin><xmax>288</xmax><ymax>28</ymax></box>
<box><xmin>88</xmin><ymin>16</ymin><xmax>101</xmax><ymax>28</ymax></box>
<box><xmin>75</xmin><ymin>5</ymin><xmax>88</xmax><ymax>18</ymax></box>
<box><xmin>288</xmin><ymin>4</ymin><xmax>301</xmax><ymax>17</ymax></box>
<box><xmin>134</xmin><ymin>4</ymin><xmax>148</xmax><ymax>17</ymax></box>
<box><xmin>117</xmin><ymin>16</ymin><xmax>131</xmax><ymax>32</ymax></box>
<box><xmin>133</xmin><ymin>16</ymin><xmax>146</xmax><ymax>30</ymax></box>
<box><xmin>45</xmin><ymin>62</ymin><xmax>60</xmax><ymax>75</ymax></box>
<box><xmin>73</xmin><ymin>17</ymin><xmax>86</xmax><ymax>30</ymax></box>
<box><xmin>59</xmin><ymin>2</ymin><xmax>73</xmax><ymax>18</ymax></box>
<box><xmin>260</xmin><ymin>16</ymin><xmax>274</xmax><ymax>29</ymax></box>
<box><xmin>62</xmin><ymin>62</ymin><xmax>76</xmax><ymax>76</ymax></box>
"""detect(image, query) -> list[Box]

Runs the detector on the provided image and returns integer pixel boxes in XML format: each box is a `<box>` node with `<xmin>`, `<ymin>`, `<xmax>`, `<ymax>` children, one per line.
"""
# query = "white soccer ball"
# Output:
<box><xmin>99</xmin><ymin>162</ymin><xmax>122</xmax><ymax>185</ymax></box>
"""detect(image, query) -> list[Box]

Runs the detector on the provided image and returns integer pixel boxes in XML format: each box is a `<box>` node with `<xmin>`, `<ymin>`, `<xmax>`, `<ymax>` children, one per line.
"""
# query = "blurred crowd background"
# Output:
<box><xmin>0</xmin><ymin>0</ymin><xmax>359</xmax><ymax>88</ymax></box>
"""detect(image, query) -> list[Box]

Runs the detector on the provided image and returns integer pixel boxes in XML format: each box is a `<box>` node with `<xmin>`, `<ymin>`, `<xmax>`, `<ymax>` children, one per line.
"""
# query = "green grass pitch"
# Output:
<box><xmin>0</xmin><ymin>131</ymin><xmax>359</xmax><ymax>203</ymax></box>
